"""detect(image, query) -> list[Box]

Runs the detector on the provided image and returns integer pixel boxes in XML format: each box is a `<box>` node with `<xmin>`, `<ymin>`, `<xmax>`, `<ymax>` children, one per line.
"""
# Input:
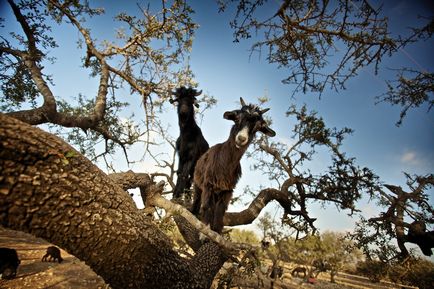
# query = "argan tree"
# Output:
<box><xmin>217</xmin><ymin>0</ymin><xmax>433</xmax><ymax>124</ymax></box>
<box><xmin>0</xmin><ymin>1</ymin><xmax>433</xmax><ymax>289</ymax></box>
<box><xmin>351</xmin><ymin>173</ymin><xmax>434</xmax><ymax>261</ymax></box>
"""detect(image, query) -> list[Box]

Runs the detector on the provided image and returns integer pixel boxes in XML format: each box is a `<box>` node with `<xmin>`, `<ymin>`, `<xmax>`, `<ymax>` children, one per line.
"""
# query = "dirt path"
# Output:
<box><xmin>0</xmin><ymin>227</ymin><xmax>109</xmax><ymax>289</ymax></box>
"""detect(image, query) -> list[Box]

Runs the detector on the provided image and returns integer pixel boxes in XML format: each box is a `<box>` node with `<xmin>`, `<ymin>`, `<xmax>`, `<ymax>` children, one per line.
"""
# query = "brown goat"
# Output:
<box><xmin>192</xmin><ymin>98</ymin><xmax>275</xmax><ymax>234</ymax></box>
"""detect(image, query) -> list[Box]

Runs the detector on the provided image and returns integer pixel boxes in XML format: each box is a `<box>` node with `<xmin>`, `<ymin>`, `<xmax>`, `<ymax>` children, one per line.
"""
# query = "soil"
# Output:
<box><xmin>0</xmin><ymin>227</ymin><xmax>109</xmax><ymax>289</ymax></box>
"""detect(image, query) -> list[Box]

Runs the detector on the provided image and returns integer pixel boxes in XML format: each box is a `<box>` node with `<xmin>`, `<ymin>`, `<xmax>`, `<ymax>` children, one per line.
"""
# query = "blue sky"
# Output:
<box><xmin>1</xmin><ymin>0</ymin><xmax>433</xmax><ymax>252</ymax></box>
<box><xmin>187</xmin><ymin>0</ymin><xmax>434</xmax><ymax>225</ymax></box>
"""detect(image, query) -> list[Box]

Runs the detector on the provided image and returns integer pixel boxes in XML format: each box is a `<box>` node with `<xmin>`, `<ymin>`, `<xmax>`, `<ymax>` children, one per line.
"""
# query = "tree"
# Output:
<box><xmin>350</xmin><ymin>174</ymin><xmax>434</xmax><ymax>260</ymax></box>
<box><xmin>0</xmin><ymin>113</ymin><xmax>227</xmax><ymax>289</ymax></box>
<box><xmin>217</xmin><ymin>0</ymin><xmax>433</xmax><ymax>124</ymax></box>
<box><xmin>0</xmin><ymin>0</ymin><xmax>197</xmax><ymax>163</ymax></box>
<box><xmin>319</xmin><ymin>231</ymin><xmax>362</xmax><ymax>283</ymax></box>
<box><xmin>0</xmin><ymin>1</ymin><xmax>432</xmax><ymax>288</ymax></box>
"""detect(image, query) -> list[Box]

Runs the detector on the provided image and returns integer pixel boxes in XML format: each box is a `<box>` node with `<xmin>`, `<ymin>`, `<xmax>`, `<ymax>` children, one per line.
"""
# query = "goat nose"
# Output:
<box><xmin>237</xmin><ymin>135</ymin><xmax>247</xmax><ymax>143</ymax></box>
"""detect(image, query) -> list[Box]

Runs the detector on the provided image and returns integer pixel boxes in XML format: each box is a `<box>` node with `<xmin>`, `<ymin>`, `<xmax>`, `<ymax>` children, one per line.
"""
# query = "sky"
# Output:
<box><xmin>186</xmin><ymin>0</ymin><xmax>434</xmax><ymax>232</ymax></box>
<box><xmin>1</xmin><ymin>0</ymin><xmax>433</xmax><ymax>253</ymax></box>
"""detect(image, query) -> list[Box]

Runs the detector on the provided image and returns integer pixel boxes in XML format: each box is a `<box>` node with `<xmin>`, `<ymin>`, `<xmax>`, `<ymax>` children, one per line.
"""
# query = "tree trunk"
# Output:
<box><xmin>0</xmin><ymin>113</ymin><xmax>226</xmax><ymax>289</ymax></box>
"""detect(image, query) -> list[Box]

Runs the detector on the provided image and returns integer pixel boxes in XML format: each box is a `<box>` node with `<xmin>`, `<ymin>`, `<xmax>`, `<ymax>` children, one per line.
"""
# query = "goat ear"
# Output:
<box><xmin>260</xmin><ymin>108</ymin><xmax>270</xmax><ymax>114</ymax></box>
<box><xmin>260</xmin><ymin>125</ymin><xmax>276</xmax><ymax>137</ymax></box>
<box><xmin>223</xmin><ymin>110</ymin><xmax>238</xmax><ymax>121</ymax></box>
<box><xmin>240</xmin><ymin>97</ymin><xmax>246</xmax><ymax>107</ymax></box>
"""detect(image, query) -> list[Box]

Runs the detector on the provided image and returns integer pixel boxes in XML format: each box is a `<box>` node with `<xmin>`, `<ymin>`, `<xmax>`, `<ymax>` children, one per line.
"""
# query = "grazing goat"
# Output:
<box><xmin>0</xmin><ymin>247</ymin><xmax>20</xmax><ymax>279</ymax></box>
<box><xmin>170</xmin><ymin>87</ymin><xmax>209</xmax><ymax>200</ymax></box>
<box><xmin>192</xmin><ymin>97</ymin><xmax>275</xmax><ymax>233</ymax></box>
<box><xmin>291</xmin><ymin>267</ymin><xmax>306</xmax><ymax>278</ymax></box>
<box><xmin>42</xmin><ymin>246</ymin><xmax>63</xmax><ymax>263</ymax></box>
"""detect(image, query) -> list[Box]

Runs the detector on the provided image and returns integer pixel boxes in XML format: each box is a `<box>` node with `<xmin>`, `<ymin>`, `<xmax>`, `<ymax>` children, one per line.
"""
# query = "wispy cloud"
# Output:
<box><xmin>398</xmin><ymin>150</ymin><xmax>433</xmax><ymax>170</ymax></box>
<box><xmin>400</xmin><ymin>151</ymin><xmax>420</xmax><ymax>165</ymax></box>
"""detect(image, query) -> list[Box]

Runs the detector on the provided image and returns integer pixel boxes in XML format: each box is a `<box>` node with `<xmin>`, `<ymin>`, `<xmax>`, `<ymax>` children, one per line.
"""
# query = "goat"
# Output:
<box><xmin>42</xmin><ymin>246</ymin><xmax>63</xmax><ymax>263</ymax></box>
<box><xmin>170</xmin><ymin>87</ymin><xmax>209</xmax><ymax>200</ymax></box>
<box><xmin>0</xmin><ymin>247</ymin><xmax>20</xmax><ymax>279</ymax></box>
<box><xmin>291</xmin><ymin>267</ymin><xmax>306</xmax><ymax>278</ymax></box>
<box><xmin>192</xmin><ymin>97</ymin><xmax>275</xmax><ymax>234</ymax></box>
<box><xmin>270</xmin><ymin>265</ymin><xmax>283</xmax><ymax>279</ymax></box>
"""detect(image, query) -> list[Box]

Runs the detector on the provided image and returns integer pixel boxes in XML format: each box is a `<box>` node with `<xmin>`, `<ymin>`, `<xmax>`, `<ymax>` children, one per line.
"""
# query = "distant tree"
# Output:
<box><xmin>399</xmin><ymin>257</ymin><xmax>434</xmax><ymax>289</ymax></box>
<box><xmin>229</xmin><ymin>228</ymin><xmax>260</xmax><ymax>244</ymax></box>
<box><xmin>356</xmin><ymin>259</ymin><xmax>388</xmax><ymax>283</ymax></box>
<box><xmin>350</xmin><ymin>174</ymin><xmax>434</xmax><ymax>260</ymax></box>
<box><xmin>356</xmin><ymin>256</ymin><xmax>434</xmax><ymax>289</ymax></box>
<box><xmin>217</xmin><ymin>0</ymin><xmax>433</xmax><ymax>124</ymax></box>
<box><xmin>319</xmin><ymin>231</ymin><xmax>362</xmax><ymax>283</ymax></box>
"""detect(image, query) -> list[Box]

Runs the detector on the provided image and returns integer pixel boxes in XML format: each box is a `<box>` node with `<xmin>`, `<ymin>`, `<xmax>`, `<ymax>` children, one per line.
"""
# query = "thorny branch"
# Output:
<box><xmin>1</xmin><ymin>0</ymin><xmax>196</xmax><ymax>162</ymax></box>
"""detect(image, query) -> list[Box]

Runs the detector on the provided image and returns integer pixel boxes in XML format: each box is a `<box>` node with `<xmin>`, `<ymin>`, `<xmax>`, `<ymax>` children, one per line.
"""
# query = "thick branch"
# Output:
<box><xmin>224</xmin><ymin>188</ymin><xmax>315</xmax><ymax>227</ymax></box>
<box><xmin>0</xmin><ymin>113</ymin><xmax>225</xmax><ymax>289</ymax></box>
<box><xmin>108</xmin><ymin>171</ymin><xmax>152</xmax><ymax>191</ymax></box>
<box><xmin>5</xmin><ymin>0</ymin><xmax>108</xmax><ymax>131</ymax></box>
<box><xmin>149</xmin><ymin>194</ymin><xmax>253</xmax><ymax>254</ymax></box>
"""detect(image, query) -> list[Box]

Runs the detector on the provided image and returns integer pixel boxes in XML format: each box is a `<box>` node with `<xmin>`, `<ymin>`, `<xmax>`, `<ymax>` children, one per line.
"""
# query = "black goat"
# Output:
<box><xmin>270</xmin><ymin>265</ymin><xmax>283</xmax><ymax>279</ymax></box>
<box><xmin>0</xmin><ymin>247</ymin><xmax>20</xmax><ymax>279</ymax></box>
<box><xmin>170</xmin><ymin>86</ymin><xmax>209</xmax><ymax>200</ymax></box>
<box><xmin>42</xmin><ymin>246</ymin><xmax>63</xmax><ymax>263</ymax></box>
<box><xmin>192</xmin><ymin>98</ymin><xmax>275</xmax><ymax>233</ymax></box>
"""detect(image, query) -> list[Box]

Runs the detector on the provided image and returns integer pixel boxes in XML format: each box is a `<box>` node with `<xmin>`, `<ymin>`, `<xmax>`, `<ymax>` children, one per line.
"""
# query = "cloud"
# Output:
<box><xmin>400</xmin><ymin>150</ymin><xmax>422</xmax><ymax>166</ymax></box>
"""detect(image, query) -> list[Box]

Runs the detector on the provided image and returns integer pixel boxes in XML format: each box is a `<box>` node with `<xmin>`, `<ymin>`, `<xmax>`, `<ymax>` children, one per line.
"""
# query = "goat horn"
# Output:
<box><xmin>240</xmin><ymin>97</ymin><xmax>246</xmax><ymax>106</ymax></box>
<box><xmin>194</xmin><ymin>89</ymin><xmax>202</xmax><ymax>96</ymax></box>
<box><xmin>260</xmin><ymin>108</ymin><xmax>270</xmax><ymax>114</ymax></box>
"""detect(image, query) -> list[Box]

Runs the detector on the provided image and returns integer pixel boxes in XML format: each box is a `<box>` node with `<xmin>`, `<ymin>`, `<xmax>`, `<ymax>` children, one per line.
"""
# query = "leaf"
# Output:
<box><xmin>64</xmin><ymin>151</ymin><xmax>76</xmax><ymax>159</ymax></box>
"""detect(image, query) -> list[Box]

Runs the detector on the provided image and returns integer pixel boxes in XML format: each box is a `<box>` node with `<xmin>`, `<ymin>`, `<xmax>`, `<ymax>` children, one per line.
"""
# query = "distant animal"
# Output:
<box><xmin>0</xmin><ymin>247</ymin><xmax>20</xmax><ymax>279</ymax></box>
<box><xmin>170</xmin><ymin>86</ymin><xmax>209</xmax><ymax>200</ymax></box>
<box><xmin>291</xmin><ymin>266</ymin><xmax>306</xmax><ymax>278</ymax></box>
<box><xmin>192</xmin><ymin>97</ymin><xmax>275</xmax><ymax>234</ymax></box>
<box><xmin>261</xmin><ymin>238</ymin><xmax>271</xmax><ymax>250</ymax></box>
<box><xmin>269</xmin><ymin>265</ymin><xmax>284</xmax><ymax>289</ymax></box>
<box><xmin>42</xmin><ymin>246</ymin><xmax>63</xmax><ymax>263</ymax></box>
<box><xmin>269</xmin><ymin>265</ymin><xmax>283</xmax><ymax>279</ymax></box>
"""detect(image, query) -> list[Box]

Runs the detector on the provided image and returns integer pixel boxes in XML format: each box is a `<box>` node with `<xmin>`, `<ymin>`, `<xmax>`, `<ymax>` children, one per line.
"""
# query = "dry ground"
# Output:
<box><xmin>1</xmin><ymin>226</ymin><xmax>413</xmax><ymax>289</ymax></box>
<box><xmin>0</xmin><ymin>227</ymin><xmax>109</xmax><ymax>289</ymax></box>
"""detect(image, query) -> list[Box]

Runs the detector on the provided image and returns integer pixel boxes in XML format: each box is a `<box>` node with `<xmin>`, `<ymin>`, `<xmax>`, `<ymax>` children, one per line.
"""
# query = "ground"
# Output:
<box><xmin>1</xmin><ymin>227</ymin><xmax>413</xmax><ymax>289</ymax></box>
<box><xmin>0</xmin><ymin>227</ymin><xmax>109</xmax><ymax>289</ymax></box>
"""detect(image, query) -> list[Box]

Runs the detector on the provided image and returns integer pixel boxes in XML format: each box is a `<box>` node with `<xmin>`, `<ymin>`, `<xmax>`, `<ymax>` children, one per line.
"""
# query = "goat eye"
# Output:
<box><xmin>253</xmin><ymin>122</ymin><xmax>262</xmax><ymax>131</ymax></box>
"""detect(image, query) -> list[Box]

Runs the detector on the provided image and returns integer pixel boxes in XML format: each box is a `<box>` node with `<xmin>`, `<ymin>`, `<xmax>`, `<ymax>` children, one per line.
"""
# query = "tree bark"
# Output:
<box><xmin>0</xmin><ymin>113</ymin><xmax>226</xmax><ymax>289</ymax></box>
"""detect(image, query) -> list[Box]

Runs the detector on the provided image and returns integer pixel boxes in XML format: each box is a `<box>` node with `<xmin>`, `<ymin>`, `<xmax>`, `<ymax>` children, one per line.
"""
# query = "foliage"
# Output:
<box><xmin>0</xmin><ymin>0</ymin><xmax>198</xmax><ymax>163</ymax></box>
<box><xmin>398</xmin><ymin>258</ymin><xmax>434</xmax><ymax>289</ymax></box>
<box><xmin>247</xmin><ymin>104</ymin><xmax>380</xmax><ymax>236</ymax></box>
<box><xmin>229</xmin><ymin>228</ymin><xmax>260</xmax><ymax>245</ymax></box>
<box><xmin>350</xmin><ymin>174</ymin><xmax>434</xmax><ymax>260</ymax></box>
<box><xmin>356</xmin><ymin>259</ymin><xmax>388</xmax><ymax>283</ymax></box>
<box><xmin>378</xmin><ymin>69</ymin><xmax>434</xmax><ymax>126</ymax></box>
<box><xmin>217</xmin><ymin>0</ymin><xmax>397</xmax><ymax>94</ymax></box>
<box><xmin>256</xmin><ymin>212</ymin><xmax>362</xmax><ymax>282</ymax></box>
<box><xmin>0</xmin><ymin>1</ymin><xmax>433</xmax><ymax>287</ymax></box>
<box><xmin>356</xmin><ymin>257</ymin><xmax>434</xmax><ymax>289</ymax></box>
<box><xmin>217</xmin><ymin>0</ymin><xmax>433</xmax><ymax>122</ymax></box>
